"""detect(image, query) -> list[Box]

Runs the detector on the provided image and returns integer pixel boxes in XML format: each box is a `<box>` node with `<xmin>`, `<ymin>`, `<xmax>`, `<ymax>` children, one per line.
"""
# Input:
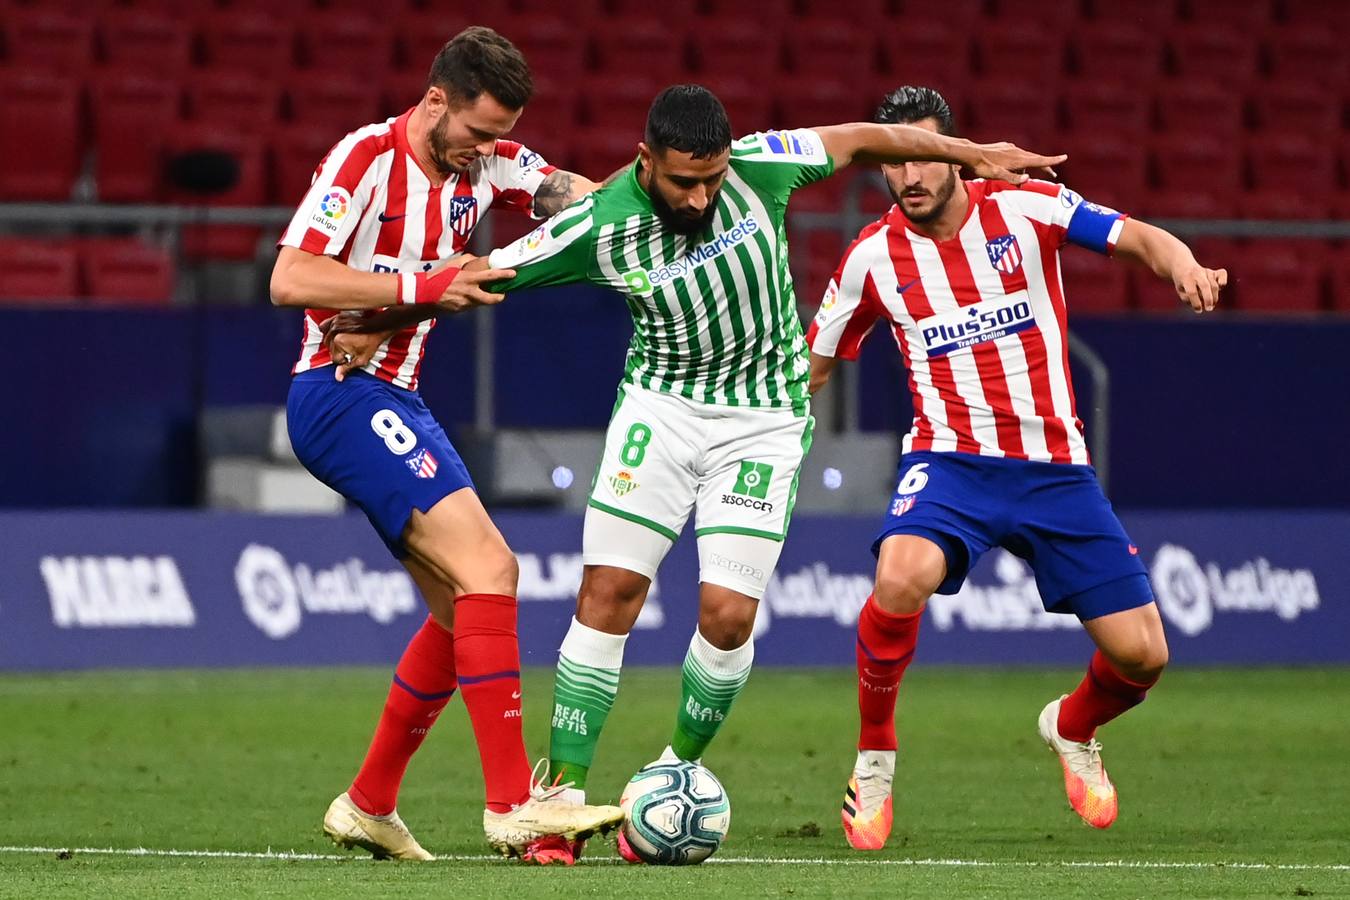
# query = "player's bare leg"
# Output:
<box><xmin>408</xmin><ymin>490</ymin><xmax>623</xmax><ymax>859</ymax></box>
<box><xmin>325</xmin><ymin>557</ymin><xmax>460</xmax><ymax>860</ymax></box>
<box><xmin>843</xmin><ymin>534</ymin><xmax>946</xmax><ymax>850</ymax></box>
<box><xmin>1039</xmin><ymin>601</ymin><xmax>1168</xmax><ymax>829</ymax></box>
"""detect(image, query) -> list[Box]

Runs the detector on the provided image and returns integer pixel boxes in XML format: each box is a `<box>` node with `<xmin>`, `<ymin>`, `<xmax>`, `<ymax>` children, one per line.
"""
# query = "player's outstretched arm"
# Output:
<box><xmin>270</xmin><ymin>247</ymin><xmax>404</xmax><ymax>310</ymax></box>
<box><xmin>532</xmin><ymin>170</ymin><xmax>602</xmax><ymax>218</ymax></box>
<box><xmin>1112</xmin><ymin>219</ymin><xmax>1228</xmax><ymax>314</ymax></box>
<box><xmin>813</xmin><ymin>124</ymin><xmax>1066</xmax><ymax>185</ymax></box>
<box><xmin>808</xmin><ymin>353</ymin><xmax>839</xmax><ymax>395</ymax></box>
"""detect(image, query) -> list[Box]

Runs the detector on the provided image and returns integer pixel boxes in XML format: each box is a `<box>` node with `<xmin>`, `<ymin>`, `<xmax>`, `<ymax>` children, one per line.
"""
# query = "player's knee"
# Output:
<box><xmin>873</xmin><ymin>569</ymin><xmax>934</xmax><ymax>615</ymax></box>
<box><xmin>481</xmin><ymin>545</ymin><xmax>519</xmax><ymax>595</ymax></box>
<box><xmin>697</xmin><ymin>600</ymin><xmax>756</xmax><ymax>650</ymax></box>
<box><xmin>1113</xmin><ymin>633</ymin><xmax>1169</xmax><ymax>683</ymax></box>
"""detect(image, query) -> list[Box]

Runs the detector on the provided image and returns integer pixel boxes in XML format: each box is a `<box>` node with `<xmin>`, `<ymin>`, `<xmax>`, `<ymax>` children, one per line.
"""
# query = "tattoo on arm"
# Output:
<box><xmin>533</xmin><ymin>171</ymin><xmax>577</xmax><ymax>217</ymax></box>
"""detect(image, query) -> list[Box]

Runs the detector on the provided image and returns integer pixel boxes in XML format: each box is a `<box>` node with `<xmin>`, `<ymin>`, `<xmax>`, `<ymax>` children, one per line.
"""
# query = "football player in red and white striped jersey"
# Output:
<box><xmin>271</xmin><ymin>27</ymin><xmax>622</xmax><ymax>863</ymax></box>
<box><xmin>809</xmin><ymin>86</ymin><xmax>1227</xmax><ymax>848</ymax></box>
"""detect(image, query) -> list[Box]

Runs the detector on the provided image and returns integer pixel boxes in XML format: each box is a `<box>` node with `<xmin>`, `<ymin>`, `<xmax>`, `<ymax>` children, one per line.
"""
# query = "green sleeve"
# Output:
<box><xmin>487</xmin><ymin>198</ymin><xmax>598</xmax><ymax>292</ymax></box>
<box><xmin>729</xmin><ymin>129</ymin><xmax>836</xmax><ymax>205</ymax></box>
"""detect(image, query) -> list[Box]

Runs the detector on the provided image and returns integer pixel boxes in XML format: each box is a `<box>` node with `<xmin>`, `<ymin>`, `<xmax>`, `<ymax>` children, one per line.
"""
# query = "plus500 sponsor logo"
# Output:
<box><xmin>916</xmin><ymin>293</ymin><xmax>1034</xmax><ymax>357</ymax></box>
<box><xmin>235</xmin><ymin>544</ymin><xmax>417</xmax><ymax>639</ymax></box>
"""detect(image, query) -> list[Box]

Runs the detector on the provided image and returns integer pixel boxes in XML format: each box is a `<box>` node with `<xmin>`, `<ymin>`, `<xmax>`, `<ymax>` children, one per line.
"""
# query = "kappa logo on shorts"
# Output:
<box><xmin>406</xmin><ymin>448</ymin><xmax>438</xmax><ymax>479</ymax></box>
<box><xmin>609</xmin><ymin>471</ymin><xmax>639</xmax><ymax>497</ymax></box>
<box><xmin>732</xmin><ymin>461</ymin><xmax>774</xmax><ymax>499</ymax></box>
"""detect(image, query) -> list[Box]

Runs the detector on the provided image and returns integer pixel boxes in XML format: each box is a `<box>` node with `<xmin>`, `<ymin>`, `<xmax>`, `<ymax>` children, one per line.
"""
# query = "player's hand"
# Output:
<box><xmin>330</xmin><ymin>330</ymin><xmax>387</xmax><ymax>382</ymax></box>
<box><xmin>434</xmin><ymin>267</ymin><xmax>516</xmax><ymax>312</ymax></box>
<box><xmin>1174</xmin><ymin>263</ymin><xmax>1228</xmax><ymax>314</ymax></box>
<box><xmin>970</xmin><ymin>142</ymin><xmax>1067</xmax><ymax>184</ymax></box>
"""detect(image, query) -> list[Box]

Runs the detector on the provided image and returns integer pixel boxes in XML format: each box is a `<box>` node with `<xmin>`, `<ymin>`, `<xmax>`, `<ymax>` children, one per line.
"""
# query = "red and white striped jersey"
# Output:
<box><xmin>279</xmin><ymin>109</ymin><xmax>556</xmax><ymax>390</ymax></box>
<box><xmin>806</xmin><ymin>179</ymin><xmax>1127</xmax><ymax>465</ymax></box>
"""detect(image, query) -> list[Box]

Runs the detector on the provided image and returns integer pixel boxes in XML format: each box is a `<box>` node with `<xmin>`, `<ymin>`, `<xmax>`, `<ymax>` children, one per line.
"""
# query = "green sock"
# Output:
<box><xmin>671</xmin><ymin>630</ymin><xmax>754</xmax><ymax>761</ymax></box>
<box><xmin>549</xmin><ymin>619</ymin><xmax>627</xmax><ymax>791</ymax></box>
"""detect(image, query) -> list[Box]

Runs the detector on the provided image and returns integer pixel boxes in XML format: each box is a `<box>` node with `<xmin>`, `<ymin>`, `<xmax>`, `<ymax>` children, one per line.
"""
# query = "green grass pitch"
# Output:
<box><xmin>0</xmin><ymin>666</ymin><xmax>1347</xmax><ymax>898</ymax></box>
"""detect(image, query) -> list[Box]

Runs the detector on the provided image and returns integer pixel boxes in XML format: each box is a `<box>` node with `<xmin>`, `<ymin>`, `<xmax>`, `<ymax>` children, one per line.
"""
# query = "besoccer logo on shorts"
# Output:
<box><xmin>733</xmin><ymin>461</ymin><xmax>773</xmax><ymax>500</ymax></box>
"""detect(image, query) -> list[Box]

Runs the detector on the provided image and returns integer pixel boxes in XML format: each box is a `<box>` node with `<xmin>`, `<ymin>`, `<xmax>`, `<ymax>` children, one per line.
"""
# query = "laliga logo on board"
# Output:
<box><xmin>1149</xmin><ymin>543</ymin><xmax>1321</xmax><ymax>637</ymax></box>
<box><xmin>235</xmin><ymin>544</ymin><xmax>417</xmax><ymax>640</ymax></box>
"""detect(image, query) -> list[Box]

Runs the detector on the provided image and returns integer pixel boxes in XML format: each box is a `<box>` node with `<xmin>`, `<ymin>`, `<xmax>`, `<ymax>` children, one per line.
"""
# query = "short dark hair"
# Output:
<box><xmin>644</xmin><ymin>85</ymin><xmax>732</xmax><ymax>159</ymax></box>
<box><xmin>427</xmin><ymin>26</ymin><xmax>533</xmax><ymax>110</ymax></box>
<box><xmin>875</xmin><ymin>85</ymin><xmax>957</xmax><ymax>135</ymax></box>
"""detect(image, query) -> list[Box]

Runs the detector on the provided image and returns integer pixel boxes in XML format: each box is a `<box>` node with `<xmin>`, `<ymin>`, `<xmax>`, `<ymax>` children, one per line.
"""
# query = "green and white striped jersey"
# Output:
<box><xmin>487</xmin><ymin>129</ymin><xmax>834</xmax><ymax>411</ymax></box>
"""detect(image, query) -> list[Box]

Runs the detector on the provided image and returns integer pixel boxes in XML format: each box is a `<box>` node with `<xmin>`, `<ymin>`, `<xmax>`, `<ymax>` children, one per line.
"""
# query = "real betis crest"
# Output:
<box><xmin>609</xmin><ymin>471</ymin><xmax>639</xmax><ymax>497</ymax></box>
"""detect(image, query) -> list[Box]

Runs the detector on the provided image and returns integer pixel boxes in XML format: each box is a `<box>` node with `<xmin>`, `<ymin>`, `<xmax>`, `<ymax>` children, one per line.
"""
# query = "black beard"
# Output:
<box><xmin>646</xmin><ymin>179</ymin><xmax>718</xmax><ymax>236</ymax></box>
<box><xmin>427</xmin><ymin>120</ymin><xmax>463</xmax><ymax>175</ymax></box>
<box><xmin>895</xmin><ymin>170</ymin><xmax>958</xmax><ymax>224</ymax></box>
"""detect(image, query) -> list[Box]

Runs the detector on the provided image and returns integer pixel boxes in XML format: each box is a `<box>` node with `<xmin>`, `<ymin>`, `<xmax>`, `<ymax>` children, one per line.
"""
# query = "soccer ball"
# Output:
<box><xmin>619</xmin><ymin>759</ymin><xmax>731</xmax><ymax>865</ymax></box>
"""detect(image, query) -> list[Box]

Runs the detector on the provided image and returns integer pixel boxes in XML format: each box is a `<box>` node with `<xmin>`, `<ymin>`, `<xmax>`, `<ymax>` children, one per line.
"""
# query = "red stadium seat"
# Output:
<box><xmin>789</xmin><ymin>227</ymin><xmax>846</xmax><ymax>304</ymax></box>
<box><xmin>296</xmin><ymin>11</ymin><xmax>395</xmax><ymax>73</ymax></box>
<box><xmin>0</xmin><ymin>238</ymin><xmax>80</xmax><ymax>304</ymax></box>
<box><xmin>894</xmin><ymin>0</ymin><xmax>985</xmax><ymax>25</ymax></box>
<box><xmin>876</xmin><ymin>22</ymin><xmax>973</xmax><ymax>97</ymax></box>
<box><xmin>703</xmin><ymin>0</ymin><xmax>793</xmax><ymax>16</ymax></box>
<box><xmin>1070</xmin><ymin>23</ymin><xmax>1164</xmax><ymax>81</ymax></box>
<box><xmin>510</xmin><ymin>14</ymin><xmax>589</xmax><ymax>80</ymax></box>
<box><xmin>773</xmin><ymin>76</ymin><xmax>870</xmax><ymax>131</ymax></box>
<box><xmin>581</xmin><ymin>75</ymin><xmax>665</xmax><ymax>130</ymax></box>
<box><xmin>609</xmin><ymin>0</ymin><xmax>698</xmax><ymax>15</ymax></box>
<box><xmin>3</xmin><ymin>8</ymin><xmax>94</xmax><ymax>71</ymax></box>
<box><xmin>1150</xmin><ymin>133</ymin><xmax>1242</xmax><ymax>203</ymax></box>
<box><xmin>973</xmin><ymin>24</ymin><xmax>1067</xmax><ymax>84</ymax></box>
<box><xmin>161</xmin><ymin>126</ymin><xmax>268</xmax><ymax>261</ymax></box>
<box><xmin>571</xmin><ymin>128</ymin><xmax>642</xmax><ymax>183</ymax></box>
<box><xmin>396</xmin><ymin>12</ymin><xmax>475</xmax><ymax>71</ymax></box>
<box><xmin>1329</xmin><ymin>246</ymin><xmax>1350</xmax><ymax>311</ymax></box>
<box><xmin>186</xmin><ymin>69</ymin><xmax>284</xmax><ymax>135</ymax></box>
<box><xmin>98</xmin><ymin>8</ymin><xmax>193</xmax><ymax>74</ymax></box>
<box><xmin>966</xmin><ymin>80</ymin><xmax>1059</xmax><ymax>144</ymax></box>
<box><xmin>199</xmin><ymin>11</ymin><xmax>298</xmax><ymax>75</ymax></box>
<box><xmin>1282</xmin><ymin>0</ymin><xmax>1350</xmax><ymax>29</ymax></box>
<box><xmin>1237</xmin><ymin>187</ymin><xmax>1331</xmax><ymax>220</ymax></box>
<box><xmin>782</xmin><ymin>19</ymin><xmax>875</xmax><ymax>77</ymax></box>
<box><xmin>1154</xmin><ymin>80</ymin><xmax>1245</xmax><ymax>140</ymax></box>
<box><xmin>1249</xmin><ymin>81</ymin><xmax>1341</xmax><ymax>135</ymax></box>
<box><xmin>1183</xmin><ymin>0</ymin><xmax>1274</xmax><ymax>27</ymax></box>
<box><xmin>787</xmin><ymin>176</ymin><xmax>849</xmax><ymax>214</ymax></box>
<box><xmin>88</xmin><ymin>69</ymin><xmax>182</xmax><ymax>203</ymax></box>
<box><xmin>692</xmin><ymin>17</ymin><xmax>780</xmax><ymax>81</ymax></box>
<box><xmin>1061</xmin><ymin>83</ymin><xmax>1151</xmax><ymax>135</ymax></box>
<box><xmin>515</xmin><ymin>0</ymin><xmax>602</xmax><ymax>14</ymax></box>
<box><xmin>699</xmin><ymin>76</ymin><xmax>774</xmax><ymax>135</ymax></box>
<box><xmin>1168</xmin><ymin>25</ymin><xmax>1260</xmax><ymax>82</ymax></box>
<box><xmin>0</xmin><ymin>70</ymin><xmax>81</xmax><ymax>201</ymax></box>
<box><xmin>1266</xmin><ymin>26</ymin><xmax>1349</xmax><ymax>84</ymax></box>
<box><xmin>286</xmin><ymin>71</ymin><xmax>381</xmax><ymax>129</ymax></box>
<box><xmin>271</xmin><ymin>123</ymin><xmax>349</xmax><ymax>206</ymax></box>
<box><xmin>1058</xmin><ymin>251</ymin><xmax>1132</xmax><ymax>314</ymax></box>
<box><xmin>1057</xmin><ymin>138</ymin><xmax>1147</xmax><ymax>216</ymax></box>
<box><xmin>1247</xmin><ymin>135</ymin><xmax>1337</xmax><ymax>192</ymax></box>
<box><xmin>593</xmin><ymin>16</ymin><xmax>688</xmax><ymax>78</ymax></box>
<box><xmin>1230</xmin><ymin>239</ymin><xmax>1324</xmax><ymax>313</ymax></box>
<box><xmin>500</xmin><ymin>77</ymin><xmax>581</xmax><ymax>169</ymax></box>
<box><xmin>380</xmin><ymin>70</ymin><xmax>429</xmax><ymax>119</ymax></box>
<box><xmin>80</xmin><ymin>238</ymin><xmax>176</xmax><ymax>306</ymax></box>
<box><xmin>1084</xmin><ymin>0</ymin><xmax>1179</xmax><ymax>29</ymax></box>
<box><xmin>799</xmin><ymin>0</ymin><xmax>892</xmax><ymax>24</ymax></box>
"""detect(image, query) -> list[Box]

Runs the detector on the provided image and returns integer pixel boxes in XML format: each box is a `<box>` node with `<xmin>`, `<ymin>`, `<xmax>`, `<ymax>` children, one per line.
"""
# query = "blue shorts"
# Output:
<box><xmin>287</xmin><ymin>369</ymin><xmax>474</xmax><ymax>557</ymax></box>
<box><xmin>872</xmin><ymin>451</ymin><xmax>1151</xmax><ymax>621</ymax></box>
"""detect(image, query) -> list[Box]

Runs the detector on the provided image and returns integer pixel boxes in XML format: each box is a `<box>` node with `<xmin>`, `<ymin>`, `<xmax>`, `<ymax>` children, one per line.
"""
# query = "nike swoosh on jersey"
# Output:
<box><xmin>378</xmin><ymin>212</ymin><xmax>406</xmax><ymax>222</ymax></box>
<box><xmin>896</xmin><ymin>278</ymin><xmax>921</xmax><ymax>294</ymax></box>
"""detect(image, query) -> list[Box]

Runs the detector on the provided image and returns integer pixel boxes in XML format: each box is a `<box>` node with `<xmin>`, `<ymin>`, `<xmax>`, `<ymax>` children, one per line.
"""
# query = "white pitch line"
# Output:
<box><xmin>0</xmin><ymin>846</ymin><xmax>1346</xmax><ymax>871</ymax></box>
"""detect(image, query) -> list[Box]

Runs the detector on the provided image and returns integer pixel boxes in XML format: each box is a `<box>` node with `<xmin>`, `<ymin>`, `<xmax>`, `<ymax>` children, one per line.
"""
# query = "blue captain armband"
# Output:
<box><xmin>1065</xmin><ymin>200</ymin><xmax>1127</xmax><ymax>254</ymax></box>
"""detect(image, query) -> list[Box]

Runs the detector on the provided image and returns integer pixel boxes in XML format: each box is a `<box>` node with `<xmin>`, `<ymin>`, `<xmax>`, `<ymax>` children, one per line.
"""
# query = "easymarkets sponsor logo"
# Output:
<box><xmin>1150</xmin><ymin>543</ymin><xmax>1320</xmax><ymax>637</ymax></box>
<box><xmin>626</xmin><ymin>214</ymin><xmax>760</xmax><ymax>293</ymax></box>
<box><xmin>41</xmin><ymin>555</ymin><xmax>196</xmax><ymax>628</ymax></box>
<box><xmin>235</xmin><ymin>544</ymin><xmax>417</xmax><ymax>640</ymax></box>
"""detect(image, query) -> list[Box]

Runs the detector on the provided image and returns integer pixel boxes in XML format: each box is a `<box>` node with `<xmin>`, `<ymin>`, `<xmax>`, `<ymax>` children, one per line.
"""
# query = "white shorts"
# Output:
<box><xmin>582</xmin><ymin>384</ymin><xmax>814</xmax><ymax>597</ymax></box>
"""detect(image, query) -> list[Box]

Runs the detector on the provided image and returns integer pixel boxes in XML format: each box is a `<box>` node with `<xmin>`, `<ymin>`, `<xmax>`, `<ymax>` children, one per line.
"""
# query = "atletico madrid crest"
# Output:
<box><xmin>448</xmin><ymin>196</ymin><xmax>479</xmax><ymax>237</ymax></box>
<box><xmin>406</xmin><ymin>448</ymin><xmax>439</xmax><ymax>479</ymax></box>
<box><xmin>985</xmin><ymin>234</ymin><xmax>1023</xmax><ymax>275</ymax></box>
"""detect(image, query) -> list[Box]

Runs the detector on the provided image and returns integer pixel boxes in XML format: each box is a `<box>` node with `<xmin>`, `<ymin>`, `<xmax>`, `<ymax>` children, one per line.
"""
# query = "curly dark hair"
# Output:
<box><xmin>427</xmin><ymin>26</ymin><xmax>533</xmax><ymax>110</ymax></box>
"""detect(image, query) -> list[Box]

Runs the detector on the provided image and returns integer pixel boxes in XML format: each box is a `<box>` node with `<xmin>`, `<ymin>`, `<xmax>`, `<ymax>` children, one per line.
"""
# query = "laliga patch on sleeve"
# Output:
<box><xmin>309</xmin><ymin>186</ymin><xmax>352</xmax><ymax>236</ymax></box>
<box><xmin>758</xmin><ymin>130</ymin><xmax>827</xmax><ymax>162</ymax></box>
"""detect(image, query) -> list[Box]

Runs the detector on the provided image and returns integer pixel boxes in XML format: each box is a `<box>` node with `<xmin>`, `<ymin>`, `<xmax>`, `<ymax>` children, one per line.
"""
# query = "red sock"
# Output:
<box><xmin>856</xmin><ymin>594</ymin><xmax>923</xmax><ymax>751</ymax></box>
<box><xmin>1057</xmin><ymin>650</ymin><xmax>1158</xmax><ymax>743</ymax></box>
<box><xmin>453</xmin><ymin>593</ymin><xmax>532</xmax><ymax>812</ymax></box>
<box><xmin>349</xmin><ymin>615</ymin><xmax>457</xmax><ymax>816</ymax></box>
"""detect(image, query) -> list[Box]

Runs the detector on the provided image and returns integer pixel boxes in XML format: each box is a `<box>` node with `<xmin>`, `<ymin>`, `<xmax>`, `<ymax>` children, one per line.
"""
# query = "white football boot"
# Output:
<box><xmin>322</xmin><ymin>792</ymin><xmax>434</xmax><ymax>861</ymax></box>
<box><xmin>483</xmin><ymin>761</ymin><xmax>625</xmax><ymax>859</ymax></box>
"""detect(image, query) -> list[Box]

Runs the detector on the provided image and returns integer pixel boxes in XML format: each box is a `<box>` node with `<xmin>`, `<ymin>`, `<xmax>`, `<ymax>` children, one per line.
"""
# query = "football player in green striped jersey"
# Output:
<box><xmin>324</xmin><ymin>85</ymin><xmax>1062</xmax><ymax>862</ymax></box>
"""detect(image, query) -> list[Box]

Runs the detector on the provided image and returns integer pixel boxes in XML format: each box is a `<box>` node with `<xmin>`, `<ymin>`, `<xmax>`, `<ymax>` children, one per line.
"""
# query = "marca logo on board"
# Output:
<box><xmin>235</xmin><ymin>544</ymin><xmax>417</xmax><ymax>640</ymax></box>
<box><xmin>41</xmin><ymin>555</ymin><xmax>196</xmax><ymax>629</ymax></box>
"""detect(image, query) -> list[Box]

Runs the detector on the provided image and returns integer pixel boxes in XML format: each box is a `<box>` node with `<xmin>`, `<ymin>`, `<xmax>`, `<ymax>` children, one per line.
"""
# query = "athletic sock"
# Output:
<box><xmin>856</xmin><ymin>594</ymin><xmax>923</xmax><ymax>752</ymax></box>
<box><xmin>671</xmin><ymin>630</ymin><xmax>753</xmax><ymax>761</ymax></box>
<box><xmin>549</xmin><ymin>618</ymin><xmax>628</xmax><ymax>792</ymax></box>
<box><xmin>1057</xmin><ymin>649</ymin><xmax>1158</xmax><ymax>743</ymax></box>
<box><xmin>453</xmin><ymin>593</ymin><xmax>533</xmax><ymax>813</ymax></box>
<box><xmin>349</xmin><ymin>615</ymin><xmax>457</xmax><ymax>816</ymax></box>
